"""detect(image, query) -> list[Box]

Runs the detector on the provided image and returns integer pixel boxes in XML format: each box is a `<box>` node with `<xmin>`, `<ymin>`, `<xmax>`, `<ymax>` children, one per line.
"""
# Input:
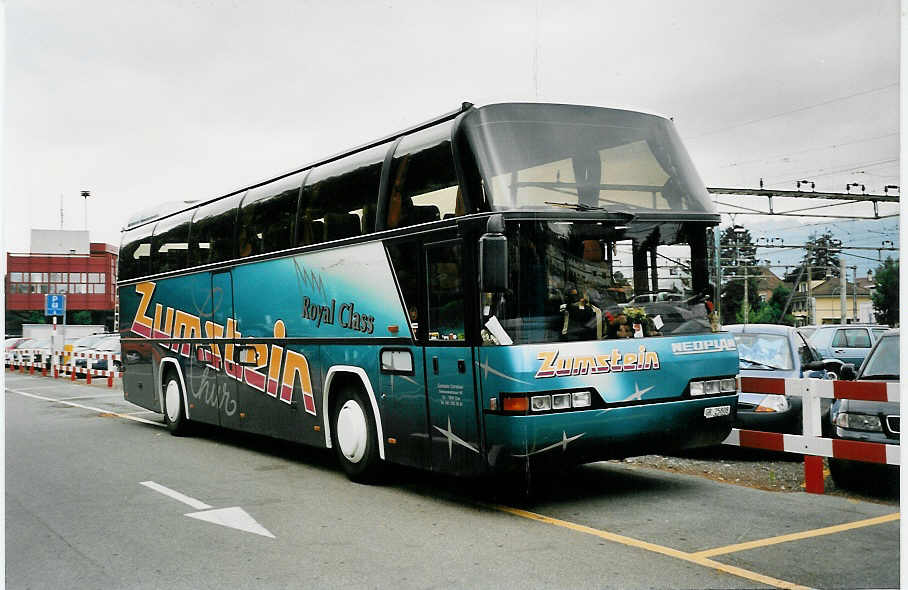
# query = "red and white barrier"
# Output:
<box><xmin>5</xmin><ymin>349</ymin><xmax>123</xmax><ymax>388</ymax></box>
<box><xmin>724</xmin><ymin>376</ymin><xmax>900</xmax><ymax>493</ymax></box>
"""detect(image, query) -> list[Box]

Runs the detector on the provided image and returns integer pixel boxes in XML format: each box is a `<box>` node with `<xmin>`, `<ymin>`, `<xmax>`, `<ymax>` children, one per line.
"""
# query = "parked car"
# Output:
<box><xmin>71</xmin><ymin>335</ymin><xmax>121</xmax><ymax>377</ymax></box>
<box><xmin>797</xmin><ymin>325</ymin><xmax>818</xmax><ymax>341</ymax></box>
<box><xmin>65</xmin><ymin>333</ymin><xmax>116</xmax><ymax>374</ymax></box>
<box><xmin>9</xmin><ymin>337</ymin><xmax>52</xmax><ymax>368</ymax></box>
<box><xmin>808</xmin><ymin>323</ymin><xmax>889</xmax><ymax>369</ymax></box>
<box><xmin>726</xmin><ymin>324</ymin><xmax>854</xmax><ymax>434</ymax></box>
<box><xmin>4</xmin><ymin>337</ymin><xmax>27</xmax><ymax>367</ymax></box>
<box><xmin>827</xmin><ymin>329</ymin><xmax>899</xmax><ymax>489</ymax></box>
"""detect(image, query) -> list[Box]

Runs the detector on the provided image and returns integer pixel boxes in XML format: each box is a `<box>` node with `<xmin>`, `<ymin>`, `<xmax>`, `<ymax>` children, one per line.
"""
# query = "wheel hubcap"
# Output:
<box><xmin>336</xmin><ymin>399</ymin><xmax>367</xmax><ymax>463</ymax></box>
<box><xmin>165</xmin><ymin>380</ymin><xmax>181</xmax><ymax>423</ymax></box>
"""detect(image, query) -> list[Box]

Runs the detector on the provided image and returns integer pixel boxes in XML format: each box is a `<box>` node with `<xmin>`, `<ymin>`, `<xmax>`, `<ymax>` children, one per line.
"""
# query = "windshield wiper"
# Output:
<box><xmin>543</xmin><ymin>201</ymin><xmax>636</xmax><ymax>218</ymax></box>
<box><xmin>859</xmin><ymin>374</ymin><xmax>899</xmax><ymax>380</ymax></box>
<box><xmin>739</xmin><ymin>357</ymin><xmax>785</xmax><ymax>370</ymax></box>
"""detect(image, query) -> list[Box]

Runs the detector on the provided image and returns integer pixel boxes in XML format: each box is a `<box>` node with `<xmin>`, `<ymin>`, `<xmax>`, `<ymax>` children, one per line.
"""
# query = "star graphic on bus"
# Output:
<box><xmin>623</xmin><ymin>382</ymin><xmax>654</xmax><ymax>402</ymax></box>
<box><xmin>476</xmin><ymin>358</ymin><xmax>530</xmax><ymax>385</ymax></box>
<box><xmin>513</xmin><ymin>431</ymin><xmax>585</xmax><ymax>458</ymax></box>
<box><xmin>433</xmin><ymin>416</ymin><xmax>479</xmax><ymax>459</ymax></box>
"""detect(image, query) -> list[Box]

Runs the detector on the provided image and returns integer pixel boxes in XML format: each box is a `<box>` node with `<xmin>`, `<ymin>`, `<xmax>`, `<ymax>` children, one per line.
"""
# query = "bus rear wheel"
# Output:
<box><xmin>331</xmin><ymin>385</ymin><xmax>382</xmax><ymax>483</ymax></box>
<box><xmin>162</xmin><ymin>373</ymin><xmax>190</xmax><ymax>436</ymax></box>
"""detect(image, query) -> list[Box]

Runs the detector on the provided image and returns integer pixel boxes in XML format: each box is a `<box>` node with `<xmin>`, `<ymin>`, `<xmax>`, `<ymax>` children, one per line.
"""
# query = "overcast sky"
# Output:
<box><xmin>2</xmin><ymin>1</ymin><xmax>901</xmax><ymax>271</ymax></box>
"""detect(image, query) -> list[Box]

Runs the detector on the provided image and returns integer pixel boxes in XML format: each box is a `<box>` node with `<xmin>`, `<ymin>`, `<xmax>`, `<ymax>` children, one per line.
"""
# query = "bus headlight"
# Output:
<box><xmin>551</xmin><ymin>393</ymin><xmax>572</xmax><ymax>410</ymax></box>
<box><xmin>572</xmin><ymin>391</ymin><xmax>592</xmax><ymax>408</ymax></box>
<box><xmin>531</xmin><ymin>395</ymin><xmax>552</xmax><ymax>412</ymax></box>
<box><xmin>690</xmin><ymin>378</ymin><xmax>737</xmax><ymax>396</ymax></box>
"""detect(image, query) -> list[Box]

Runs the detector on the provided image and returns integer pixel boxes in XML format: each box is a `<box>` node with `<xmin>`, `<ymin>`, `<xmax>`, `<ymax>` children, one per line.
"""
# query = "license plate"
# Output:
<box><xmin>704</xmin><ymin>405</ymin><xmax>731</xmax><ymax>418</ymax></box>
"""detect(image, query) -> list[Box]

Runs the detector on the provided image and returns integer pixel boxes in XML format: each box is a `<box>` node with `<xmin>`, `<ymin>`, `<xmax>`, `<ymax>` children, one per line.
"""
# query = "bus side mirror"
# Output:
<box><xmin>479</xmin><ymin>215</ymin><xmax>508</xmax><ymax>292</ymax></box>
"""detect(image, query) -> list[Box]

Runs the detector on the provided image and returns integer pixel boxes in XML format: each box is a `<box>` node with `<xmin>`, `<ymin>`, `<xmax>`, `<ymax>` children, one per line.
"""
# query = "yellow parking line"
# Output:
<box><xmin>693</xmin><ymin>512</ymin><xmax>900</xmax><ymax>558</ymax></box>
<box><xmin>491</xmin><ymin>504</ymin><xmax>811</xmax><ymax>590</ymax></box>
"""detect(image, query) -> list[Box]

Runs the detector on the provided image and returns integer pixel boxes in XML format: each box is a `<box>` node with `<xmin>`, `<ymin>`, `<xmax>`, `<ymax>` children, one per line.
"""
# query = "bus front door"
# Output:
<box><xmin>424</xmin><ymin>242</ymin><xmax>482</xmax><ymax>476</ymax></box>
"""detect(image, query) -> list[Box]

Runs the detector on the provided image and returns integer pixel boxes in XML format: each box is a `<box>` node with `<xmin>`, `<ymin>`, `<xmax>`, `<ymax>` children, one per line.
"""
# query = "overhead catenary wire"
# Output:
<box><xmin>688</xmin><ymin>83</ymin><xmax>898</xmax><ymax>140</ymax></box>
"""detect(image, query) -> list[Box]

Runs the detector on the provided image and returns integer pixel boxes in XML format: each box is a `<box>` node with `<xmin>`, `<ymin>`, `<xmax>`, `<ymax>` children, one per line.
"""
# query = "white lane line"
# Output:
<box><xmin>57</xmin><ymin>393</ymin><xmax>123</xmax><ymax>401</ymax></box>
<box><xmin>140</xmin><ymin>481</ymin><xmax>212</xmax><ymax>510</ymax></box>
<box><xmin>6</xmin><ymin>388</ymin><xmax>164</xmax><ymax>427</ymax></box>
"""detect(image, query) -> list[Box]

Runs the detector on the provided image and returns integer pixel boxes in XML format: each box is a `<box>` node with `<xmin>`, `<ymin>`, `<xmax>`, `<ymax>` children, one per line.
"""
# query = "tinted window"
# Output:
<box><xmin>860</xmin><ymin>335</ymin><xmax>900</xmax><ymax>378</ymax></box>
<box><xmin>297</xmin><ymin>144</ymin><xmax>387</xmax><ymax>245</ymax></box>
<box><xmin>188</xmin><ymin>193</ymin><xmax>244</xmax><ymax>266</ymax></box>
<box><xmin>150</xmin><ymin>210</ymin><xmax>193</xmax><ymax>273</ymax></box>
<box><xmin>387</xmin><ymin>240</ymin><xmax>422</xmax><ymax>337</ymax></box>
<box><xmin>237</xmin><ymin>172</ymin><xmax>305</xmax><ymax>257</ymax></box>
<box><xmin>833</xmin><ymin>328</ymin><xmax>871</xmax><ymax>348</ymax></box>
<box><xmin>426</xmin><ymin>242</ymin><xmax>464</xmax><ymax>341</ymax></box>
<box><xmin>386</xmin><ymin>122</ymin><xmax>460</xmax><ymax>230</ymax></box>
<box><xmin>119</xmin><ymin>222</ymin><xmax>156</xmax><ymax>280</ymax></box>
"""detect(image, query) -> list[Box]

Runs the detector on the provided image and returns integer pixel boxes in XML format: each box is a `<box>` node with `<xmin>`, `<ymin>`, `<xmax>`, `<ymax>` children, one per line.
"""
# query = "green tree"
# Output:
<box><xmin>719</xmin><ymin>226</ymin><xmax>761</xmax><ymax>324</ymax></box>
<box><xmin>871</xmin><ymin>257</ymin><xmax>898</xmax><ymax>326</ymax></box>
<box><xmin>784</xmin><ymin>231</ymin><xmax>842</xmax><ymax>282</ymax></box>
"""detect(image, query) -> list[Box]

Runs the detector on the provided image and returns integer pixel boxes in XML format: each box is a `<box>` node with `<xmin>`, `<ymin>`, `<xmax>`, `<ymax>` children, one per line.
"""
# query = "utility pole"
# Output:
<box><xmin>851</xmin><ymin>266</ymin><xmax>858</xmax><ymax>321</ymax></box>
<box><xmin>806</xmin><ymin>244</ymin><xmax>813</xmax><ymax>325</ymax></box>
<box><xmin>839</xmin><ymin>257</ymin><xmax>847</xmax><ymax>324</ymax></box>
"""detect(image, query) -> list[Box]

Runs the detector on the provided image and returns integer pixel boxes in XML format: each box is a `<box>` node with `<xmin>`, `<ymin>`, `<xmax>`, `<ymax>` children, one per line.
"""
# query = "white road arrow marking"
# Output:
<box><xmin>140</xmin><ymin>481</ymin><xmax>274</xmax><ymax>539</ymax></box>
<box><xmin>185</xmin><ymin>507</ymin><xmax>275</xmax><ymax>538</ymax></box>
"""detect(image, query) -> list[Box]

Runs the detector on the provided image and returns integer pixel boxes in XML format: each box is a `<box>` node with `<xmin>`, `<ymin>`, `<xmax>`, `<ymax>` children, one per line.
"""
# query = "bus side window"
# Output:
<box><xmin>119</xmin><ymin>222</ymin><xmax>156</xmax><ymax>280</ymax></box>
<box><xmin>298</xmin><ymin>144</ymin><xmax>387</xmax><ymax>246</ymax></box>
<box><xmin>386</xmin><ymin>122</ymin><xmax>460</xmax><ymax>230</ymax></box>
<box><xmin>427</xmin><ymin>243</ymin><xmax>464</xmax><ymax>341</ymax></box>
<box><xmin>150</xmin><ymin>210</ymin><xmax>193</xmax><ymax>274</ymax></box>
<box><xmin>188</xmin><ymin>192</ymin><xmax>244</xmax><ymax>266</ymax></box>
<box><xmin>237</xmin><ymin>172</ymin><xmax>305</xmax><ymax>257</ymax></box>
<box><xmin>387</xmin><ymin>240</ymin><xmax>422</xmax><ymax>337</ymax></box>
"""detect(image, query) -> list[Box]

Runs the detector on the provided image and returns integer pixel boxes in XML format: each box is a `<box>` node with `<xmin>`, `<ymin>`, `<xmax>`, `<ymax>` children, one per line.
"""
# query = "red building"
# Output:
<box><xmin>6</xmin><ymin>231</ymin><xmax>118</xmax><ymax>326</ymax></box>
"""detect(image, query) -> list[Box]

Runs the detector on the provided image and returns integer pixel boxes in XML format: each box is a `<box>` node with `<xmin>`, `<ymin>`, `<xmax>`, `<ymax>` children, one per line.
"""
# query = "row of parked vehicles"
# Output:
<box><xmin>4</xmin><ymin>333</ymin><xmax>121</xmax><ymax>375</ymax></box>
<box><xmin>727</xmin><ymin>322</ymin><xmax>899</xmax><ymax>489</ymax></box>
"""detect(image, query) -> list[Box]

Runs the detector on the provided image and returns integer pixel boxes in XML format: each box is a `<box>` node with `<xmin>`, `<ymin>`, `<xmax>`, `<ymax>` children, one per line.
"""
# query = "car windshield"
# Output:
<box><xmin>860</xmin><ymin>334</ymin><xmax>899</xmax><ymax>379</ymax></box>
<box><xmin>733</xmin><ymin>333</ymin><xmax>793</xmax><ymax>370</ymax></box>
<box><xmin>463</xmin><ymin>103</ymin><xmax>713</xmax><ymax>213</ymax></box>
<box><xmin>480</xmin><ymin>219</ymin><xmax>715</xmax><ymax>345</ymax></box>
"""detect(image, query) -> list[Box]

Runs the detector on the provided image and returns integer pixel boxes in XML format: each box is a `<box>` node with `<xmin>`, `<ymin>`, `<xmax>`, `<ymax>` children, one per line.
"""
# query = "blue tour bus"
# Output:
<box><xmin>118</xmin><ymin>102</ymin><xmax>739</xmax><ymax>481</ymax></box>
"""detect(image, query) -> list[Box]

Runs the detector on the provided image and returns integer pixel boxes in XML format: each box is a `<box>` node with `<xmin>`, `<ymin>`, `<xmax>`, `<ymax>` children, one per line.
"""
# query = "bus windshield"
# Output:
<box><xmin>463</xmin><ymin>103</ymin><xmax>712</xmax><ymax>213</ymax></box>
<box><xmin>481</xmin><ymin>219</ymin><xmax>716</xmax><ymax>345</ymax></box>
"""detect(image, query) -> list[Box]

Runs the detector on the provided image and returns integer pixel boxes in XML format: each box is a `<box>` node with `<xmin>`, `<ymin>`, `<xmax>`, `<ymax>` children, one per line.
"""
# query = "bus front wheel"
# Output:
<box><xmin>162</xmin><ymin>373</ymin><xmax>190</xmax><ymax>435</ymax></box>
<box><xmin>331</xmin><ymin>385</ymin><xmax>382</xmax><ymax>483</ymax></box>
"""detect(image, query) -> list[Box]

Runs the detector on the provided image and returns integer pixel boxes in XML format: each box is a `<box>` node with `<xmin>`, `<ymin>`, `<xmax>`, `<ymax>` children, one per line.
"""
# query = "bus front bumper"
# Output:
<box><xmin>483</xmin><ymin>394</ymin><xmax>737</xmax><ymax>471</ymax></box>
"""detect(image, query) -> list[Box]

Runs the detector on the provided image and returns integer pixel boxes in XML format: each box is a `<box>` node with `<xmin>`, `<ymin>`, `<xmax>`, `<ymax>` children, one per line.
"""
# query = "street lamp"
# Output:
<box><xmin>80</xmin><ymin>190</ymin><xmax>90</xmax><ymax>231</ymax></box>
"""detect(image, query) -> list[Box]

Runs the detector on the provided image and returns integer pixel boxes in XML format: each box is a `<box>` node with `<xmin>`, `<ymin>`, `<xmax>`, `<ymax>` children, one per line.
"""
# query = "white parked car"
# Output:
<box><xmin>70</xmin><ymin>335</ymin><xmax>121</xmax><ymax>377</ymax></box>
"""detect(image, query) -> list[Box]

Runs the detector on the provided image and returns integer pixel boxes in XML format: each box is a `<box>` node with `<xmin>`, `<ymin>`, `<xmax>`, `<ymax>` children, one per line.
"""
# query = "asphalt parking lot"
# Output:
<box><xmin>5</xmin><ymin>370</ymin><xmax>900</xmax><ymax>589</ymax></box>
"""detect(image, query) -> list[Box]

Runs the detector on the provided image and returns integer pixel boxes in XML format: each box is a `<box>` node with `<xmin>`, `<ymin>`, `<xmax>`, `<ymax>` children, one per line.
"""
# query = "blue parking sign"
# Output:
<box><xmin>45</xmin><ymin>294</ymin><xmax>66</xmax><ymax>316</ymax></box>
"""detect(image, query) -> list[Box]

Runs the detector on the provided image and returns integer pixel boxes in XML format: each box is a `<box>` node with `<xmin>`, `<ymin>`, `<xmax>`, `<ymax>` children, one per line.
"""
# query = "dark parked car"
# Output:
<box><xmin>828</xmin><ymin>329</ymin><xmax>899</xmax><ymax>489</ymax></box>
<box><xmin>726</xmin><ymin>324</ymin><xmax>854</xmax><ymax>433</ymax></box>
<box><xmin>809</xmin><ymin>323</ymin><xmax>889</xmax><ymax>369</ymax></box>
